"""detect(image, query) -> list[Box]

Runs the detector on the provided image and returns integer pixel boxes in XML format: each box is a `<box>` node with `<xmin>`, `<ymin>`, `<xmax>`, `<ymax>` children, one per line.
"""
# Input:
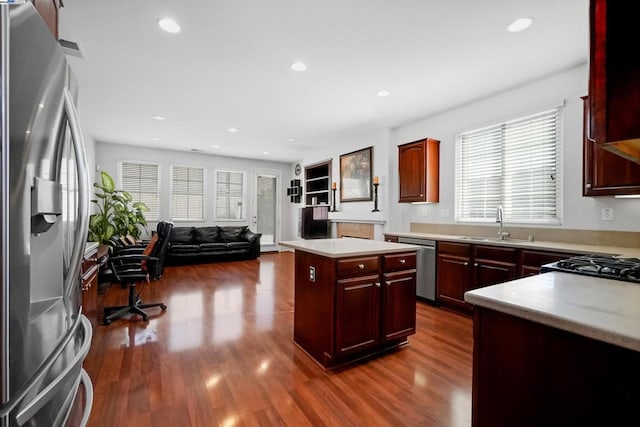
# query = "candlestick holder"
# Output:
<box><xmin>331</xmin><ymin>188</ymin><xmax>338</xmax><ymax>212</ymax></box>
<box><xmin>371</xmin><ymin>183</ymin><xmax>380</xmax><ymax>212</ymax></box>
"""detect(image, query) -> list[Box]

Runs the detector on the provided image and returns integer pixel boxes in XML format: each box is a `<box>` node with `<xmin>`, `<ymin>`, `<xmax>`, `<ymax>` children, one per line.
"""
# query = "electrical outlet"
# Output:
<box><xmin>602</xmin><ymin>208</ymin><xmax>614</xmax><ymax>221</ymax></box>
<box><xmin>309</xmin><ymin>266</ymin><xmax>316</xmax><ymax>282</ymax></box>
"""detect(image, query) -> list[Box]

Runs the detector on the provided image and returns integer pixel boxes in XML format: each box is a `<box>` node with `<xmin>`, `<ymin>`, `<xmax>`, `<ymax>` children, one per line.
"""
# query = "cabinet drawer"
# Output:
<box><xmin>474</xmin><ymin>245</ymin><xmax>518</xmax><ymax>263</ymax></box>
<box><xmin>337</xmin><ymin>256</ymin><xmax>379</xmax><ymax>279</ymax></box>
<box><xmin>438</xmin><ymin>241</ymin><xmax>471</xmax><ymax>257</ymax></box>
<box><xmin>383</xmin><ymin>252</ymin><xmax>416</xmax><ymax>272</ymax></box>
<box><xmin>384</xmin><ymin>234</ymin><xmax>399</xmax><ymax>243</ymax></box>
<box><xmin>82</xmin><ymin>251</ymin><xmax>97</xmax><ymax>273</ymax></box>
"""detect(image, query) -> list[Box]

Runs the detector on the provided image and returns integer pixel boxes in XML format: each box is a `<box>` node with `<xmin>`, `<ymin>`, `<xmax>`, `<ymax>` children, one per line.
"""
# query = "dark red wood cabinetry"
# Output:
<box><xmin>437</xmin><ymin>241</ymin><xmax>579</xmax><ymax>314</ymax></box>
<box><xmin>294</xmin><ymin>250</ymin><xmax>416</xmax><ymax>369</ymax></box>
<box><xmin>437</xmin><ymin>242</ymin><xmax>517</xmax><ymax>313</ymax></box>
<box><xmin>472</xmin><ymin>307</ymin><xmax>640</xmax><ymax>426</ymax></box>
<box><xmin>398</xmin><ymin>138</ymin><xmax>440</xmax><ymax>203</ymax></box>
<box><xmin>582</xmin><ymin>96</ymin><xmax>640</xmax><ymax>196</ymax></box>
<box><xmin>588</xmin><ymin>0</ymin><xmax>640</xmax><ymax>165</ymax></box>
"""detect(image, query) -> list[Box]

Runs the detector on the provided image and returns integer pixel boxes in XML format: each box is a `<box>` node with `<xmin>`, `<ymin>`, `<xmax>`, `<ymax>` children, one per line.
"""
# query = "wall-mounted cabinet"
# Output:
<box><xmin>304</xmin><ymin>160</ymin><xmax>331</xmax><ymax>206</ymax></box>
<box><xmin>398</xmin><ymin>138</ymin><xmax>439</xmax><ymax>203</ymax></box>
<box><xmin>582</xmin><ymin>96</ymin><xmax>640</xmax><ymax>196</ymax></box>
<box><xmin>588</xmin><ymin>0</ymin><xmax>640</xmax><ymax>164</ymax></box>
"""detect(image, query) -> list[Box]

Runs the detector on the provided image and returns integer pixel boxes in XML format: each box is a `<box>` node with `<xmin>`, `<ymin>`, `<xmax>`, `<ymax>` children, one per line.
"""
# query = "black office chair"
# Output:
<box><xmin>103</xmin><ymin>221</ymin><xmax>174</xmax><ymax>325</ymax></box>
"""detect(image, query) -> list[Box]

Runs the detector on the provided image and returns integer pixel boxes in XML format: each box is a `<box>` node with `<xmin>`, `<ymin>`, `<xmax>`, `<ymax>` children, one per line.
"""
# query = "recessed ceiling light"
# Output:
<box><xmin>38</xmin><ymin>103</ymin><xmax>44</xmax><ymax>109</ymax></box>
<box><xmin>262</xmin><ymin>151</ymin><xmax>270</xmax><ymax>155</ymax></box>
<box><xmin>158</xmin><ymin>18</ymin><xmax>181</xmax><ymax>34</ymax></box>
<box><xmin>152</xmin><ymin>137</ymin><xmax>161</xmax><ymax>141</ymax></box>
<box><xmin>211</xmin><ymin>144</ymin><xmax>220</xmax><ymax>148</ymax></box>
<box><xmin>290</xmin><ymin>61</ymin><xmax>307</xmax><ymax>72</ymax></box>
<box><xmin>507</xmin><ymin>17</ymin><xmax>533</xmax><ymax>32</ymax></box>
<box><xmin>153</xmin><ymin>115</ymin><xmax>166</xmax><ymax>121</ymax></box>
<box><xmin>227</xmin><ymin>127</ymin><xmax>238</xmax><ymax>133</ymax></box>
<box><xmin>288</xmin><ymin>138</ymin><xmax>296</xmax><ymax>142</ymax></box>
<box><xmin>377</xmin><ymin>90</ymin><xmax>390</xmax><ymax>97</ymax></box>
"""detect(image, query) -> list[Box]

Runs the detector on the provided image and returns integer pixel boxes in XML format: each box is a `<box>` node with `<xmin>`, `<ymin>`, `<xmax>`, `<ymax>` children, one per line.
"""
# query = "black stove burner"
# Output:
<box><xmin>542</xmin><ymin>255</ymin><xmax>640</xmax><ymax>283</ymax></box>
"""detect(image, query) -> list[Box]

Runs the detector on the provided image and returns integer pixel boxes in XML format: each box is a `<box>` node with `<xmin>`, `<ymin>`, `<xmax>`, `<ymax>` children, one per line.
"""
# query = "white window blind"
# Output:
<box><xmin>120</xmin><ymin>161</ymin><xmax>159</xmax><ymax>221</ymax></box>
<box><xmin>215</xmin><ymin>171</ymin><xmax>244</xmax><ymax>220</ymax></box>
<box><xmin>455</xmin><ymin>108</ymin><xmax>561</xmax><ymax>224</ymax></box>
<box><xmin>171</xmin><ymin>165</ymin><xmax>204</xmax><ymax>221</ymax></box>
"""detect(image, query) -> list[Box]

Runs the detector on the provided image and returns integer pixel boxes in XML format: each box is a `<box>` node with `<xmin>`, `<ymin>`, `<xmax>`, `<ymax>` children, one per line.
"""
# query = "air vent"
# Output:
<box><xmin>58</xmin><ymin>39</ymin><xmax>86</xmax><ymax>59</ymax></box>
<box><xmin>190</xmin><ymin>148</ymin><xmax>200</xmax><ymax>152</ymax></box>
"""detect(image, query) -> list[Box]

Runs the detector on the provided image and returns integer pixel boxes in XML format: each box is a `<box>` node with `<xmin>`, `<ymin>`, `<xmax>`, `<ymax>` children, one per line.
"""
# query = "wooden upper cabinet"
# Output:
<box><xmin>588</xmin><ymin>0</ymin><xmax>640</xmax><ymax>163</ymax></box>
<box><xmin>582</xmin><ymin>96</ymin><xmax>640</xmax><ymax>196</ymax></box>
<box><xmin>31</xmin><ymin>0</ymin><xmax>60</xmax><ymax>39</ymax></box>
<box><xmin>398</xmin><ymin>138</ymin><xmax>440</xmax><ymax>203</ymax></box>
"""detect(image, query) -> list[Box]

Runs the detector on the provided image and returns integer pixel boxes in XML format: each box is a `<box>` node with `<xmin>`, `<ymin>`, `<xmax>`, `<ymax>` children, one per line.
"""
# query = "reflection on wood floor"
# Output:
<box><xmin>85</xmin><ymin>252</ymin><xmax>472</xmax><ymax>426</ymax></box>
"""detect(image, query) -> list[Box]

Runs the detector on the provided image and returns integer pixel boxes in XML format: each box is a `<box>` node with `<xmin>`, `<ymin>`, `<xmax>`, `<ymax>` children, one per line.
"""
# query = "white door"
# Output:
<box><xmin>252</xmin><ymin>169</ymin><xmax>280</xmax><ymax>252</ymax></box>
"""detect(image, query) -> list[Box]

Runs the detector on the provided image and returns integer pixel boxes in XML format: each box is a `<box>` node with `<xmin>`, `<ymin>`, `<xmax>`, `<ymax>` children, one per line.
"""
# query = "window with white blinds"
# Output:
<box><xmin>171</xmin><ymin>165</ymin><xmax>205</xmax><ymax>221</ymax></box>
<box><xmin>120</xmin><ymin>161</ymin><xmax>159</xmax><ymax>221</ymax></box>
<box><xmin>214</xmin><ymin>170</ymin><xmax>245</xmax><ymax>220</ymax></box>
<box><xmin>455</xmin><ymin>107</ymin><xmax>562</xmax><ymax>224</ymax></box>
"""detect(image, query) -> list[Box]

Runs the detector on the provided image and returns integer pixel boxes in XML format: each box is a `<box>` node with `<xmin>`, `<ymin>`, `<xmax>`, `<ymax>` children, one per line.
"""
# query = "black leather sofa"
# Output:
<box><xmin>166</xmin><ymin>225</ymin><xmax>261</xmax><ymax>265</ymax></box>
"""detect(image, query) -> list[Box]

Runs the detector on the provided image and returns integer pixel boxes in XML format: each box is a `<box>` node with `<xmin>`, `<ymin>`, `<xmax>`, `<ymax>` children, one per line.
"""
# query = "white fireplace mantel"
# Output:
<box><xmin>327</xmin><ymin>211</ymin><xmax>387</xmax><ymax>240</ymax></box>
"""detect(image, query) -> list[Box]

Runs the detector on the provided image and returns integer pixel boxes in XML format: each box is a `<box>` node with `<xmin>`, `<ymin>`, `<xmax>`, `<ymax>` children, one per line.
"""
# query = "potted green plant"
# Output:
<box><xmin>88</xmin><ymin>171</ymin><xmax>149</xmax><ymax>246</ymax></box>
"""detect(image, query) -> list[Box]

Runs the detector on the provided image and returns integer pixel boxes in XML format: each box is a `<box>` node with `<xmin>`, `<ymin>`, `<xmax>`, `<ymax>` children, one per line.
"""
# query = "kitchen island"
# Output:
<box><xmin>465</xmin><ymin>272</ymin><xmax>640</xmax><ymax>427</ymax></box>
<box><xmin>280</xmin><ymin>238</ymin><xmax>419</xmax><ymax>369</ymax></box>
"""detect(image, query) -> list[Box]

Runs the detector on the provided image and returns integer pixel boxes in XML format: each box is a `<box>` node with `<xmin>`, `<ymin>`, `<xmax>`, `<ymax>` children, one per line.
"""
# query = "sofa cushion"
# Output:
<box><xmin>217</xmin><ymin>226</ymin><xmax>248</xmax><ymax>242</ymax></box>
<box><xmin>170</xmin><ymin>227</ymin><xmax>195</xmax><ymax>244</ymax></box>
<box><xmin>193</xmin><ymin>226</ymin><xmax>220</xmax><ymax>244</ymax></box>
<box><xmin>226</xmin><ymin>241</ymin><xmax>251</xmax><ymax>250</ymax></box>
<box><xmin>199</xmin><ymin>243</ymin><xmax>227</xmax><ymax>251</ymax></box>
<box><xmin>169</xmin><ymin>244</ymin><xmax>200</xmax><ymax>253</ymax></box>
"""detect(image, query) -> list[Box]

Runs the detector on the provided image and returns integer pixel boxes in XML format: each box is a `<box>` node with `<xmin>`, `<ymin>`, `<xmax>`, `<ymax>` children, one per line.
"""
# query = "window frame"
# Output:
<box><xmin>454</xmin><ymin>106</ymin><xmax>563</xmax><ymax>226</ymax></box>
<box><xmin>170</xmin><ymin>164</ymin><xmax>206</xmax><ymax>222</ymax></box>
<box><xmin>118</xmin><ymin>160</ymin><xmax>160</xmax><ymax>222</ymax></box>
<box><xmin>213</xmin><ymin>169</ymin><xmax>246</xmax><ymax>222</ymax></box>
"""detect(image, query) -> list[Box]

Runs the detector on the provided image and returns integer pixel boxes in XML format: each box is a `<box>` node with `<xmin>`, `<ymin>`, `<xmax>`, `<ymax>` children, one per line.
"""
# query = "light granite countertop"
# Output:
<box><xmin>465</xmin><ymin>272</ymin><xmax>640</xmax><ymax>352</ymax></box>
<box><xmin>280</xmin><ymin>237</ymin><xmax>419</xmax><ymax>258</ymax></box>
<box><xmin>386</xmin><ymin>231</ymin><xmax>640</xmax><ymax>258</ymax></box>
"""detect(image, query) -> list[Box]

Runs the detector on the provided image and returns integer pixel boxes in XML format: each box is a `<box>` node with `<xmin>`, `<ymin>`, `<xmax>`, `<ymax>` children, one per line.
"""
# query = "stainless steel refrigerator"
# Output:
<box><xmin>0</xmin><ymin>3</ymin><xmax>93</xmax><ymax>426</ymax></box>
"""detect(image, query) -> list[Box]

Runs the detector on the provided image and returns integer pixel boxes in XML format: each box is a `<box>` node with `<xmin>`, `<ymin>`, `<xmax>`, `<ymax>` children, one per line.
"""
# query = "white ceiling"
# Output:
<box><xmin>58</xmin><ymin>0</ymin><xmax>588</xmax><ymax>163</ymax></box>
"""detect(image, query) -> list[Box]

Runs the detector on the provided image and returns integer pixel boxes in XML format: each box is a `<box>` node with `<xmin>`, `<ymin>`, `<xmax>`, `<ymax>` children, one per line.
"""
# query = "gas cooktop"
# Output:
<box><xmin>541</xmin><ymin>255</ymin><xmax>640</xmax><ymax>283</ymax></box>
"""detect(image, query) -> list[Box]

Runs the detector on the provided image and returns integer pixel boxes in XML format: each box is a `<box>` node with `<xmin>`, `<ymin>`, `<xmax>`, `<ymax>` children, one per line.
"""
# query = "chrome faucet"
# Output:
<box><xmin>496</xmin><ymin>205</ymin><xmax>510</xmax><ymax>240</ymax></box>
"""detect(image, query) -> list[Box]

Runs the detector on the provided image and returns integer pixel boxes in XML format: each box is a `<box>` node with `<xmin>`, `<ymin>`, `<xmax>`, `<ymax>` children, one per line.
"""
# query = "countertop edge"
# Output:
<box><xmin>280</xmin><ymin>239</ymin><xmax>419</xmax><ymax>258</ymax></box>
<box><xmin>385</xmin><ymin>231</ymin><xmax>640</xmax><ymax>258</ymax></box>
<box><xmin>465</xmin><ymin>277</ymin><xmax>640</xmax><ymax>353</ymax></box>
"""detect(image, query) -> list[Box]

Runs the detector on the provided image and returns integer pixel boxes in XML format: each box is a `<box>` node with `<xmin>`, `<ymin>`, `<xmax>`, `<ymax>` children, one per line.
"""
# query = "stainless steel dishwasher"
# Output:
<box><xmin>398</xmin><ymin>237</ymin><xmax>436</xmax><ymax>302</ymax></box>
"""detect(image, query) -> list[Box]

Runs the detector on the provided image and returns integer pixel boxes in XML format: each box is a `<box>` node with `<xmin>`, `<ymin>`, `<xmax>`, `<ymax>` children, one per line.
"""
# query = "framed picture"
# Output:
<box><xmin>339</xmin><ymin>146</ymin><xmax>373</xmax><ymax>202</ymax></box>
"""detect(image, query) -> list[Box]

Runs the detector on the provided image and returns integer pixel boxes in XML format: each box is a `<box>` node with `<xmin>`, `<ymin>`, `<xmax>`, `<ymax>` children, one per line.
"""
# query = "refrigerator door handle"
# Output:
<box><xmin>77</xmin><ymin>369</ymin><xmax>94</xmax><ymax>427</ymax></box>
<box><xmin>15</xmin><ymin>315</ymin><xmax>92</xmax><ymax>425</ymax></box>
<box><xmin>62</xmin><ymin>88</ymin><xmax>90</xmax><ymax>294</ymax></box>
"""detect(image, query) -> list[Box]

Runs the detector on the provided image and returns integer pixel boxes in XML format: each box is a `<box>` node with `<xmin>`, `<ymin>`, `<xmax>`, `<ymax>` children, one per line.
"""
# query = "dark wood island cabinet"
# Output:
<box><xmin>466</xmin><ymin>273</ymin><xmax>640</xmax><ymax>427</ymax></box>
<box><xmin>280</xmin><ymin>238</ymin><xmax>418</xmax><ymax>369</ymax></box>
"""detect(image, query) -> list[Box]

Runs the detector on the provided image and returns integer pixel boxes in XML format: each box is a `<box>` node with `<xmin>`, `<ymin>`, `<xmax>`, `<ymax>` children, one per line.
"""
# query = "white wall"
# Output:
<box><xmin>94</xmin><ymin>142</ymin><xmax>297</xmax><ymax>241</ymax></box>
<box><xmin>303</xmin><ymin>63</ymin><xmax>640</xmax><ymax>234</ymax></box>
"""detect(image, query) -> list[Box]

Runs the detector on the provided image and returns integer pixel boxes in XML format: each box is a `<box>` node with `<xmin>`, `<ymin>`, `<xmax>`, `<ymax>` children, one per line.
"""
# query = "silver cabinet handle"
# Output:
<box><xmin>585</xmin><ymin>183</ymin><xmax>592</xmax><ymax>189</ymax></box>
<box><xmin>399</xmin><ymin>259</ymin><xmax>406</xmax><ymax>264</ymax></box>
<box><xmin>375</xmin><ymin>282</ymin><xmax>381</xmax><ymax>287</ymax></box>
<box><xmin>463</xmin><ymin>262</ymin><xmax>469</xmax><ymax>266</ymax></box>
<box><xmin>358</xmin><ymin>263</ymin><xmax>365</xmax><ymax>269</ymax></box>
<box><xmin>474</xmin><ymin>262</ymin><xmax>479</xmax><ymax>267</ymax></box>
<box><xmin>385</xmin><ymin>281</ymin><xmax>391</xmax><ymax>286</ymax></box>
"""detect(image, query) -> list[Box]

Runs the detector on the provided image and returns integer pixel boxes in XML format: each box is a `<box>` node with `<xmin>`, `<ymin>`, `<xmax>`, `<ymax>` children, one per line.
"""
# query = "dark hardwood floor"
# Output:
<box><xmin>84</xmin><ymin>252</ymin><xmax>472</xmax><ymax>426</ymax></box>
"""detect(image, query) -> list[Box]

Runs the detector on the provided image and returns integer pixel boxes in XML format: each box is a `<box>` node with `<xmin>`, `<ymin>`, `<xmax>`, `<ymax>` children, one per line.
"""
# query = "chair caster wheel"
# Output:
<box><xmin>104</xmin><ymin>318</ymin><xmax>112</xmax><ymax>325</ymax></box>
<box><xmin>160</xmin><ymin>304</ymin><xmax>167</xmax><ymax>311</ymax></box>
<box><xmin>142</xmin><ymin>315</ymin><xmax>149</xmax><ymax>322</ymax></box>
